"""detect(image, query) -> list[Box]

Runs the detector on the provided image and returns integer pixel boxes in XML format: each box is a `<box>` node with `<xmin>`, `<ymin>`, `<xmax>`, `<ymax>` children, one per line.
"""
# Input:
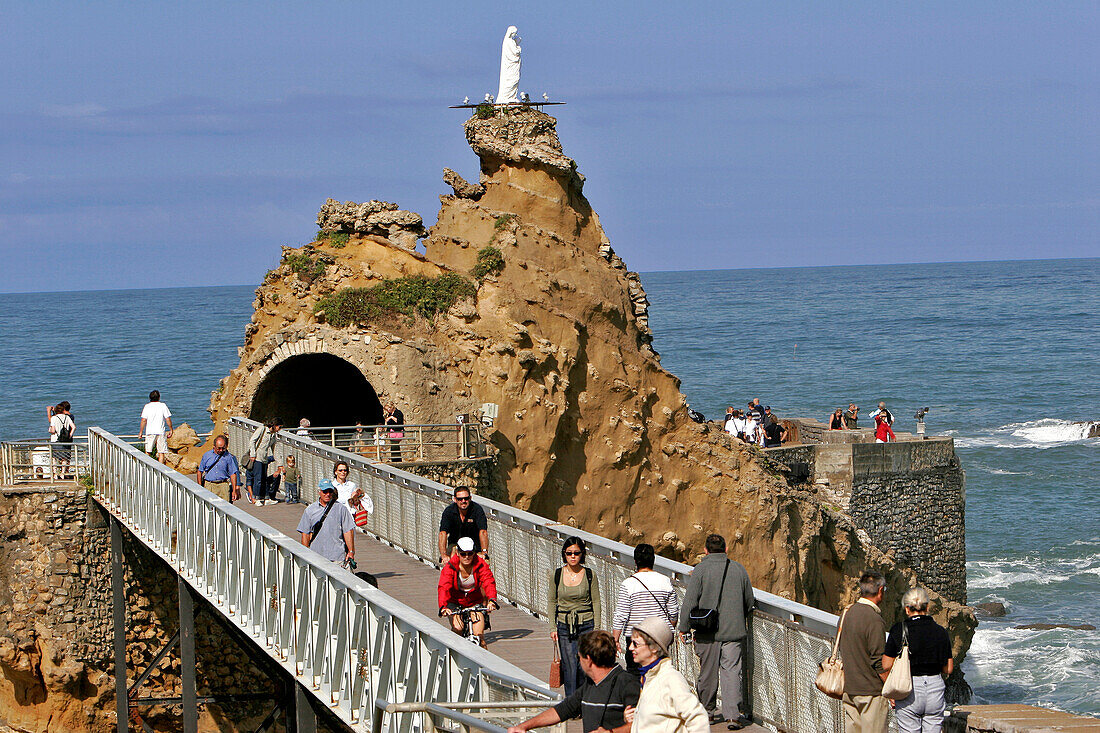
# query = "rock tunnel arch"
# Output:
<box><xmin>249</xmin><ymin>353</ymin><xmax>383</xmax><ymax>427</ymax></box>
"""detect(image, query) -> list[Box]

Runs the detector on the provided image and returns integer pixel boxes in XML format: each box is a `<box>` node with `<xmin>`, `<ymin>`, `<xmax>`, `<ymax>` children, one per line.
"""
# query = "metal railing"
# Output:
<box><xmin>276</xmin><ymin>423</ymin><xmax>489</xmax><ymax>464</ymax></box>
<box><xmin>89</xmin><ymin>428</ymin><xmax>552</xmax><ymax>732</ymax></box>
<box><xmin>1</xmin><ymin>432</ymin><xmax>213</xmax><ymax>485</ymax></box>
<box><xmin>385</xmin><ymin>701</ymin><xmax>567</xmax><ymax>733</ymax></box>
<box><xmin>228</xmin><ymin>417</ymin><xmax>845</xmax><ymax>733</ymax></box>
<box><xmin>1</xmin><ymin>439</ymin><xmax>89</xmax><ymax>484</ymax></box>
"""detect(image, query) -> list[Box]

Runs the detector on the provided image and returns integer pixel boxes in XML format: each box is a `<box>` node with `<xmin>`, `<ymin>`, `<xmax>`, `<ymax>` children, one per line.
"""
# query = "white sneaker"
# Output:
<box><xmin>259</xmin><ymin>499</ymin><xmax>269</xmax><ymax>506</ymax></box>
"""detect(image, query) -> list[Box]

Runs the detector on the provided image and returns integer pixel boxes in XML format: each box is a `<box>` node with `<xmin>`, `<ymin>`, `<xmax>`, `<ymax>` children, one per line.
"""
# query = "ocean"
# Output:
<box><xmin>1</xmin><ymin>258</ymin><xmax>1097</xmax><ymax>714</ymax></box>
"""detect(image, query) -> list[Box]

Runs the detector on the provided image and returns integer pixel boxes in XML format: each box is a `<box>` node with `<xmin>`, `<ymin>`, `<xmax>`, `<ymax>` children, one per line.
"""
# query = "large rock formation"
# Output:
<box><xmin>209</xmin><ymin>108</ymin><xmax>974</xmax><ymax>671</ymax></box>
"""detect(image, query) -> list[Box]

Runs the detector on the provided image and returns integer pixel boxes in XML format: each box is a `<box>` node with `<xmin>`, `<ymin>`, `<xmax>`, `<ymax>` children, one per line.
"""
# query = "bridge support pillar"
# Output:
<box><xmin>291</xmin><ymin>682</ymin><xmax>319</xmax><ymax>733</ymax></box>
<box><xmin>179</xmin><ymin>576</ymin><xmax>198</xmax><ymax>732</ymax></box>
<box><xmin>111</xmin><ymin>516</ymin><xmax>130</xmax><ymax>733</ymax></box>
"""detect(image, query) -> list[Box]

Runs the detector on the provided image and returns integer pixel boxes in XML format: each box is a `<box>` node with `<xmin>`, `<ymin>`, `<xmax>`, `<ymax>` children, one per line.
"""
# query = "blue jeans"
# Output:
<box><xmin>246</xmin><ymin>460</ymin><xmax>269</xmax><ymax>500</ymax></box>
<box><xmin>556</xmin><ymin>620</ymin><xmax>594</xmax><ymax>698</ymax></box>
<box><xmin>284</xmin><ymin>482</ymin><xmax>299</xmax><ymax>503</ymax></box>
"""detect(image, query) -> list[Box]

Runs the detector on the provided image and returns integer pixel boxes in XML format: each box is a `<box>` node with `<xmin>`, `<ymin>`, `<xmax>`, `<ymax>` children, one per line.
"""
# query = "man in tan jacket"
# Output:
<box><xmin>838</xmin><ymin>570</ymin><xmax>889</xmax><ymax>733</ymax></box>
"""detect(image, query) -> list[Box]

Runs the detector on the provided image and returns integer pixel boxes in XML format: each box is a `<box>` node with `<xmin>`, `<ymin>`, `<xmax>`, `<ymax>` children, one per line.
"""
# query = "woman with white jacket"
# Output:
<box><xmin>625</xmin><ymin>617</ymin><xmax>709</xmax><ymax>733</ymax></box>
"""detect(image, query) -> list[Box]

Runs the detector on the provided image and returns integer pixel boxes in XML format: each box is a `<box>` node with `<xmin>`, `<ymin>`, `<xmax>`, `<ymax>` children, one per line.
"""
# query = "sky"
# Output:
<box><xmin>1</xmin><ymin>2</ymin><xmax>1097</xmax><ymax>292</ymax></box>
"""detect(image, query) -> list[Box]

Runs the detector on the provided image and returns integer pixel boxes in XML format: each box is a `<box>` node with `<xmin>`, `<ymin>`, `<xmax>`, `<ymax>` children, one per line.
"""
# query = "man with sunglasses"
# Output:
<box><xmin>438</xmin><ymin>487</ymin><xmax>490</xmax><ymax>563</ymax></box>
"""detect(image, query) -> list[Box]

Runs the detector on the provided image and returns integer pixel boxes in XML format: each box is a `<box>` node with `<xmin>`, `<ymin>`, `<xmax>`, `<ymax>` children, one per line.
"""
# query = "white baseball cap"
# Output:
<box><xmin>457</xmin><ymin>537</ymin><xmax>476</xmax><ymax>553</ymax></box>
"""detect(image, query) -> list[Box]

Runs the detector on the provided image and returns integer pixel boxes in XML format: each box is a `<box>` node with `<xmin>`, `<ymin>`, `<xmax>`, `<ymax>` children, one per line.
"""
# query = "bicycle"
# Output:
<box><xmin>441</xmin><ymin>603</ymin><xmax>497</xmax><ymax>647</ymax></box>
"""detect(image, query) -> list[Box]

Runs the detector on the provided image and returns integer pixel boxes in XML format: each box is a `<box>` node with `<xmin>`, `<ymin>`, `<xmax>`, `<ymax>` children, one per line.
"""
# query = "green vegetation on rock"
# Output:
<box><xmin>314</xmin><ymin>274</ymin><xmax>476</xmax><ymax>327</ymax></box>
<box><xmin>476</xmin><ymin>103</ymin><xmax>495</xmax><ymax>120</ymax></box>
<box><xmin>493</xmin><ymin>213</ymin><xmax>517</xmax><ymax>231</ymax></box>
<box><xmin>285</xmin><ymin>251</ymin><xmax>329</xmax><ymax>284</ymax></box>
<box><xmin>317</xmin><ymin>230</ymin><xmax>350</xmax><ymax>248</ymax></box>
<box><xmin>472</xmin><ymin>246</ymin><xmax>505</xmax><ymax>280</ymax></box>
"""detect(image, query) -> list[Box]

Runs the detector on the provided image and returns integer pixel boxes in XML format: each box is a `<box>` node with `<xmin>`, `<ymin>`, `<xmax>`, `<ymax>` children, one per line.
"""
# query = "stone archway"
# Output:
<box><xmin>249</xmin><ymin>353</ymin><xmax>383</xmax><ymax>427</ymax></box>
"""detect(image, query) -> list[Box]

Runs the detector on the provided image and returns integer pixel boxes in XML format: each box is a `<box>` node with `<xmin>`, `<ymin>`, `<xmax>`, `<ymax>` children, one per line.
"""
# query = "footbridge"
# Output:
<box><xmin>85</xmin><ymin>418</ymin><xmax>846</xmax><ymax>732</ymax></box>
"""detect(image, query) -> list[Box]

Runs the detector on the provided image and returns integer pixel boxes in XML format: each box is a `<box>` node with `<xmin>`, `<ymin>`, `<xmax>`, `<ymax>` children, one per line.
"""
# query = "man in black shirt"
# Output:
<box><xmin>507</xmin><ymin>631</ymin><xmax>639</xmax><ymax>733</ymax></box>
<box><xmin>763</xmin><ymin>416</ymin><xmax>786</xmax><ymax>447</ymax></box>
<box><xmin>438</xmin><ymin>487</ymin><xmax>490</xmax><ymax>563</ymax></box>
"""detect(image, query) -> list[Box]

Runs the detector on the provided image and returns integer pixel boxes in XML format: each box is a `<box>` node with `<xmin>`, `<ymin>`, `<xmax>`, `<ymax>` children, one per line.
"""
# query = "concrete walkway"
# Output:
<box><xmin>236</xmin><ymin>498</ymin><xmax>766</xmax><ymax>733</ymax></box>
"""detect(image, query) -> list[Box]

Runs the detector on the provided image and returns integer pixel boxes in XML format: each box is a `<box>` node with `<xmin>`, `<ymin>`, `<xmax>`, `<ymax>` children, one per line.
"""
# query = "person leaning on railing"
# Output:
<box><xmin>507</xmin><ymin>630</ymin><xmax>639</xmax><ymax>733</ymax></box>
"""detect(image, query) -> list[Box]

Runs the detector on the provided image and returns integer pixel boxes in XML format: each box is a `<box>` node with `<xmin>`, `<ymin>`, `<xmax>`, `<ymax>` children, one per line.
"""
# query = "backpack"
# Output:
<box><xmin>57</xmin><ymin>416</ymin><xmax>74</xmax><ymax>443</ymax></box>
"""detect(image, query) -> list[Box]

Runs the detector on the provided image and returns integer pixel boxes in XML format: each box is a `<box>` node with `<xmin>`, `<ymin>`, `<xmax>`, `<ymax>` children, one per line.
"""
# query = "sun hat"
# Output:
<box><xmin>456</xmin><ymin>536</ymin><xmax>477</xmax><ymax>553</ymax></box>
<box><xmin>318</xmin><ymin>478</ymin><xmax>336</xmax><ymax>492</ymax></box>
<box><xmin>633</xmin><ymin>616</ymin><xmax>673</xmax><ymax>657</ymax></box>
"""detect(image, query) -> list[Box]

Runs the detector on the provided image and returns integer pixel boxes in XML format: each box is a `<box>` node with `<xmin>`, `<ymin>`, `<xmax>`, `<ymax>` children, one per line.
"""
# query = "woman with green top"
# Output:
<box><xmin>549</xmin><ymin>536</ymin><xmax>601</xmax><ymax>696</ymax></box>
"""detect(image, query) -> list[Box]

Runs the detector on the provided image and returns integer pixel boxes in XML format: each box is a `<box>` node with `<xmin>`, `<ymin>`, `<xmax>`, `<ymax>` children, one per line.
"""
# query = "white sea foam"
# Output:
<box><xmin>968</xmin><ymin>553</ymin><xmax>1100</xmax><ymax>590</ymax></box>
<box><xmin>953</xmin><ymin>419</ymin><xmax>1099</xmax><ymax>449</ymax></box>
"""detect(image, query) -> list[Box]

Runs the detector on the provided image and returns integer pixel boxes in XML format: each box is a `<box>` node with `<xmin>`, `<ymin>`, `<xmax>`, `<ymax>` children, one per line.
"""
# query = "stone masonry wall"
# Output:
<box><xmin>401</xmin><ymin>456</ymin><xmax>504</xmax><ymax>501</ymax></box>
<box><xmin>0</xmin><ymin>485</ymin><xmax>328</xmax><ymax>732</ymax></box>
<box><xmin>764</xmin><ymin>438</ymin><xmax>967</xmax><ymax>605</ymax></box>
<box><xmin>848</xmin><ymin>442</ymin><xmax>967</xmax><ymax>605</ymax></box>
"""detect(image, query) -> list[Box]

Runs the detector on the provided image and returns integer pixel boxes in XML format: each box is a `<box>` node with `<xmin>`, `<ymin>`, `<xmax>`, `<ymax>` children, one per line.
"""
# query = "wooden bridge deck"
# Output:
<box><xmin>237</xmin><ymin>499</ymin><xmax>765</xmax><ymax>732</ymax></box>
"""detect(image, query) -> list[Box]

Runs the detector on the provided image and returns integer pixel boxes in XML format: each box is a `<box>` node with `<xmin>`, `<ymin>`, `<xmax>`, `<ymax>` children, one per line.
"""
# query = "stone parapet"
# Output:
<box><xmin>945</xmin><ymin>704</ymin><xmax>1100</xmax><ymax>732</ymax></box>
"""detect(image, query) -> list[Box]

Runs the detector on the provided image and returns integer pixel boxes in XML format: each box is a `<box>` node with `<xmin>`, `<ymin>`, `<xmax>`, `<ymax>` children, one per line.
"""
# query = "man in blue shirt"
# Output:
<box><xmin>297</xmin><ymin>479</ymin><xmax>356</xmax><ymax>565</ymax></box>
<box><xmin>196</xmin><ymin>434</ymin><xmax>240</xmax><ymax>502</ymax></box>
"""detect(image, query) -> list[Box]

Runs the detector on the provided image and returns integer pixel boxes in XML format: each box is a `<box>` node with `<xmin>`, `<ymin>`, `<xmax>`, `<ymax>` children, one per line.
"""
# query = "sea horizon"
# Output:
<box><xmin>1</xmin><ymin>255</ymin><xmax>1096</xmax><ymax>296</ymax></box>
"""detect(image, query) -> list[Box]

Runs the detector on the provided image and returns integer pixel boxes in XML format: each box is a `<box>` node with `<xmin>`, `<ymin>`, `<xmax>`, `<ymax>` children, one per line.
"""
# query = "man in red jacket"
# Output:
<box><xmin>438</xmin><ymin>536</ymin><xmax>499</xmax><ymax>646</ymax></box>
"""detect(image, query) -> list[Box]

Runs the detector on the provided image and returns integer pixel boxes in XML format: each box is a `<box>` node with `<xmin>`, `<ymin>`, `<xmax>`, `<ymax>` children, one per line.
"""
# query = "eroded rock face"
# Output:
<box><xmin>209</xmin><ymin>107</ymin><xmax>975</xmax><ymax>670</ymax></box>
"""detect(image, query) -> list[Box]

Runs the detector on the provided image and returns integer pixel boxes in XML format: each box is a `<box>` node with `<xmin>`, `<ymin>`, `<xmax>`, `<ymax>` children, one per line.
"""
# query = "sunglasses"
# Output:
<box><xmin>458</xmin><ymin>550</ymin><xmax>476</xmax><ymax>557</ymax></box>
<box><xmin>455</xmin><ymin>496</ymin><xmax>471</xmax><ymax>502</ymax></box>
<box><xmin>564</xmin><ymin>550</ymin><xmax>582</xmax><ymax>556</ymax></box>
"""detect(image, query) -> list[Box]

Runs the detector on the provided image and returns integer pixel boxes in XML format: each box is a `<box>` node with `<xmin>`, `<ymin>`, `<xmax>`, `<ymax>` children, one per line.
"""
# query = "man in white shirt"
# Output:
<box><xmin>138</xmin><ymin>390</ymin><xmax>173</xmax><ymax>464</ymax></box>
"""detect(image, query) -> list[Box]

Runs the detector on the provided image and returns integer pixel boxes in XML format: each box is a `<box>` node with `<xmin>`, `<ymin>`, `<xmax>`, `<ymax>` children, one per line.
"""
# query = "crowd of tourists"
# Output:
<box><xmin>53</xmin><ymin>390</ymin><xmax>952</xmax><ymax>733</ymax></box>
<box><xmin>828</xmin><ymin>401</ymin><xmax>898</xmax><ymax>443</ymax></box>
<box><xmin>722</xmin><ymin>398</ymin><xmax>786</xmax><ymax>447</ymax></box>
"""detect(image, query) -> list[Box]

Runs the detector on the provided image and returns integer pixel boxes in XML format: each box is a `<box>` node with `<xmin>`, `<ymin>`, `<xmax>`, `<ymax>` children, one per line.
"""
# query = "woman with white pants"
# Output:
<box><xmin>883</xmin><ymin>587</ymin><xmax>954</xmax><ymax>733</ymax></box>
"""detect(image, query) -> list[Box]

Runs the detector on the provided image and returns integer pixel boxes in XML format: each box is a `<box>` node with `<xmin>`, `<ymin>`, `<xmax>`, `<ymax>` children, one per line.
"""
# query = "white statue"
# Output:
<box><xmin>497</xmin><ymin>26</ymin><xmax>521</xmax><ymax>104</ymax></box>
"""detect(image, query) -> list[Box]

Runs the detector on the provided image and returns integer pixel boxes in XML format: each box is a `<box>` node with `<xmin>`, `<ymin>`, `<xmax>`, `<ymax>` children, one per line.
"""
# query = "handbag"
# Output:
<box><xmin>689</xmin><ymin>559</ymin><xmax>729</xmax><ymax>632</ymax></box>
<box><xmin>815</xmin><ymin>606</ymin><xmax>848</xmax><ymax>699</ymax></box>
<box><xmin>354</xmin><ymin>508</ymin><xmax>369</xmax><ymax>528</ymax></box>
<box><xmin>548</xmin><ymin>640</ymin><xmax>562</xmax><ymax>688</ymax></box>
<box><xmin>882</xmin><ymin>621</ymin><xmax>913</xmax><ymax>700</ymax></box>
<box><xmin>241</xmin><ymin>456</ymin><xmax>255</xmax><ymax>470</ymax></box>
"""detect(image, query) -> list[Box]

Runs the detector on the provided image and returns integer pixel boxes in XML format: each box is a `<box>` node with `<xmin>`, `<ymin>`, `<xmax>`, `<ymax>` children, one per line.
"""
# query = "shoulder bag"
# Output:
<box><xmin>882</xmin><ymin>621</ymin><xmax>913</xmax><ymax>700</ymax></box>
<box><xmin>688</xmin><ymin>559</ymin><xmax>729</xmax><ymax>632</ymax></box>
<box><xmin>548</xmin><ymin>640</ymin><xmax>562</xmax><ymax>688</ymax></box>
<box><xmin>816</xmin><ymin>606</ymin><xmax>849</xmax><ymax>699</ymax></box>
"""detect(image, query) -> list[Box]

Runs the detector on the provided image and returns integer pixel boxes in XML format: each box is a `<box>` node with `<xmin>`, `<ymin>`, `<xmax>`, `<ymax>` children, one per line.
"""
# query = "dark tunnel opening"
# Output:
<box><xmin>249</xmin><ymin>353</ymin><xmax>383</xmax><ymax>427</ymax></box>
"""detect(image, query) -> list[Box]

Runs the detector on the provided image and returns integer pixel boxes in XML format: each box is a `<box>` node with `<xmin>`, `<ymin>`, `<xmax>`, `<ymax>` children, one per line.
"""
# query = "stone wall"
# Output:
<box><xmin>764</xmin><ymin>439</ymin><xmax>967</xmax><ymax>605</ymax></box>
<box><xmin>0</xmin><ymin>485</ymin><xmax>338</xmax><ymax>732</ymax></box>
<box><xmin>401</xmin><ymin>456</ymin><xmax>504</xmax><ymax>501</ymax></box>
<box><xmin>849</xmin><ymin>441</ymin><xmax>967</xmax><ymax>604</ymax></box>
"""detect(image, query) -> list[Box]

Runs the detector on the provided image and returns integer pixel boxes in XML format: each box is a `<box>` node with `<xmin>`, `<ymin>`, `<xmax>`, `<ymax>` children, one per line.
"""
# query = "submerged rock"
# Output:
<box><xmin>974</xmin><ymin>601</ymin><xmax>1008</xmax><ymax>618</ymax></box>
<box><xmin>1014</xmin><ymin>622</ymin><xmax>1096</xmax><ymax>631</ymax></box>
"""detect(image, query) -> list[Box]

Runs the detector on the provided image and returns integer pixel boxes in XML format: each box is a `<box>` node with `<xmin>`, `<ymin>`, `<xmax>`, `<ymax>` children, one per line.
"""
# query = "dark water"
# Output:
<box><xmin>0</xmin><ymin>258</ymin><xmax>1096</xmax><ymax>713</ymax></box>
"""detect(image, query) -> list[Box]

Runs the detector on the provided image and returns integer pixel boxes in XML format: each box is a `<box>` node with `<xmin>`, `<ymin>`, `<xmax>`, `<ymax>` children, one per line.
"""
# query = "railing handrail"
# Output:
<box><xmin>228</xmin><ymin>417</ymin><xmax>839</xmax><ymax>635</ymax></box>
<box><xmin>89</xmin><ymin>426</ymin><xmax>551</xmax><ymax>729</ymax></box>
<box><xmin>2</xmin><ymin>432</ymin><xmax>214</xmax><ymax>446</ymax></box>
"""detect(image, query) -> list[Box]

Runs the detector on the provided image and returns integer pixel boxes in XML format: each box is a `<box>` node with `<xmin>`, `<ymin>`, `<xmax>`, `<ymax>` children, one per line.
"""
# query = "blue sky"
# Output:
<box><xmin>1</xmin><ymin>2</ymin><xmax>1097</xmax><ymax>292</ymax></box>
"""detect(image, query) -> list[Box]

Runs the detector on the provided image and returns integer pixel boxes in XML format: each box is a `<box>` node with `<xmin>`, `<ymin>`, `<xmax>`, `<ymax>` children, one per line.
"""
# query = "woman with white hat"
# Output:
<box><xmin>625</xmin><ymin>617</ymin><xmax>709</xmax><ymax>733</ymax></box>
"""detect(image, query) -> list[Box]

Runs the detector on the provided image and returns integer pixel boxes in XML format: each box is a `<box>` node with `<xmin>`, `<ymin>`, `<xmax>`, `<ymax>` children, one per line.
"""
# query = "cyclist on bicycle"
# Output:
<box><xmin>438</xmin><ymin>536</ymin><xmax>499</xmax><ymax>647</ymax></box>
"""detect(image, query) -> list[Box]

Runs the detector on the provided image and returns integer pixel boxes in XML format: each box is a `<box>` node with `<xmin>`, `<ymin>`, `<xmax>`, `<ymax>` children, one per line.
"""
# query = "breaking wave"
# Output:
<box><xmin>950</xmin><ymin>419</ymin><xmax>1099</xmax><ymax>449</ymax></box>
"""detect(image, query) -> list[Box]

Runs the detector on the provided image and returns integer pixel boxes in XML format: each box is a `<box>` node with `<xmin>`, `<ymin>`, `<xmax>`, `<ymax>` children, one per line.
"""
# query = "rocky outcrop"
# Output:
<box><xmin>442</xmin><ymin>168</ymin><xmax>485</xmax><ymax>200</ymax></box>
<box><xmin>209</xmin><ymin>107</ymin><xmax>975</xmax><ymax>672</ymax></box>
<box><xmin>316</xmin><ymin>198</ymin><xmax>427</xmax><ymax>250</ymax></box>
